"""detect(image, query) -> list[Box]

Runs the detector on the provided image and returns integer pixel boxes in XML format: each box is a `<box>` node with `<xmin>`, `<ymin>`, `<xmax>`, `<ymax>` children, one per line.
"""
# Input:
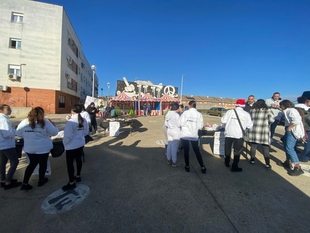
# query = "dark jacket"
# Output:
<box><xmin>244</xmin><ymin>103</ymin><xmax>253</xmax><ymax>114</ymax></box>
<box><xmin>86</xmin><ymin>106</ymin><xmax>98</xmax><ymax>119</ymax></box>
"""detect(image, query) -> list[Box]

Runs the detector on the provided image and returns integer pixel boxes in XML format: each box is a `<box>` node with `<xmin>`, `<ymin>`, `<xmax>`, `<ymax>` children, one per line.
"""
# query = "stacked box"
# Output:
<box><xmin>213</xmin><ymin>131</ymin><xmax>225</xmax><ymax>155</ymax></box>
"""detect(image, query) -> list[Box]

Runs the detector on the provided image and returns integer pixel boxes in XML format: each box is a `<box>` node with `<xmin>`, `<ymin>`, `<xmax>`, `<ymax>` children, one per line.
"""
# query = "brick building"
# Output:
<box><xmin>0</xmin><ymin>0</ymin><xmax>98</xmax><ymax>113</ymax></box>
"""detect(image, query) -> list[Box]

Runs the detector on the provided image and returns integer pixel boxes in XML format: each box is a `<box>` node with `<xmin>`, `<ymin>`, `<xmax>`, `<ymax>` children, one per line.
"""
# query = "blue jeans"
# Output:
<box><xmin>270</xmin><ymin>119</ymin><xmax>279</xmax><ymax>138</ymax></box>
<box><xmin>284</xmin><ymin>131</ymin><xmax>299</xmax><ymax>163</ymax></box>
<box><xmin>299</xmin><ymin>131</ymin><xmax>310</xmax><ymax>162</ymax></box>
<box><xmin>0</xmin><ymin>148</ymin><xmax>19</xmax><ymax>182</ymax></box>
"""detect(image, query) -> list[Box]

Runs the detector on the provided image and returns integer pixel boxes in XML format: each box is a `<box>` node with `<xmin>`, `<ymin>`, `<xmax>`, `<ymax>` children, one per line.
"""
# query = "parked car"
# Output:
<box><xmin>206</xmin><ymin>107</ymin><xmax>228</xmax><ymax>117</ymax></box>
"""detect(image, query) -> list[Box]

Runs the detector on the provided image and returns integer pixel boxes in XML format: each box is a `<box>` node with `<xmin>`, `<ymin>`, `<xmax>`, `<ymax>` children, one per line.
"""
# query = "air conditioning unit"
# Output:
<box><xmin>0</xmin><ymin>85</ymin><xmax>8</xmax><ymax>91</ymax></box>
<box><xmin>8</xmin><ymin>74</ymin><xmax>20</xmax><ymax>80</ymax></box>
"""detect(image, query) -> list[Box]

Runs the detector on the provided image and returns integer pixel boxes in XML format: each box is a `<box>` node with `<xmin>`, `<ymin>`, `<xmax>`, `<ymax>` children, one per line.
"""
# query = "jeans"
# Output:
<box><xmin>66</xmin><ymin>146</ymin><xmax>83</xmax><ymax>183</ymax></box>
<box><xmin>270</xmin><ymin>119</ymin><xmax>279</xmax><ymax>138</ymax></box>
<box><xmin>283</xmin><ymin>130</ymin><xmax>299</xmax><ymax>163</ymax></box>
<box><xmin>299</xmin><ymin>131</ymin><xmax>310</xmax><ymax>162</ymax></box>
<box><xmin>166</xmin><ymin>129</ymin><xmax>180</xmax><ymax>163</ymax></box>
<box><xmin>0</xmin><ymin>148</ymin><xmax>19</xmax><ymax>182</ymax></box>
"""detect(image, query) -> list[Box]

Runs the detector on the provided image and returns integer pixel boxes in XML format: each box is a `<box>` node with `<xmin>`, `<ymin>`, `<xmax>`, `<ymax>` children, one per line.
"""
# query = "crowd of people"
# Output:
<box><xmin>163</xmin><ymin>92</ymin><xmax>310</xmax><ymax>177</ymax></box>
<box><xmin>0</xmin><ymin>103</ymin><xmax>94</xmax><ymax>191</ymax></box>
<box><xmin>1</xmin><ymin>93</ymin><xmax>309</xmax><ymax>192</ymax></box>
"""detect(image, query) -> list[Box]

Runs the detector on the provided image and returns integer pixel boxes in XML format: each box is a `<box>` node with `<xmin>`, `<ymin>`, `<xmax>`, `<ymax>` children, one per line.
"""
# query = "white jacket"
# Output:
<box><xmin>63</xmin><ymin>113</ymin><xmax>89</xmax><ymax>150</ymax></box>
<box><xmin>179</xmin><ymin>108</ymin><xmax>204</xmax><ymax>141</ymax></box>
<box><xmin>0</xmin><ymin>113</ymin><xmax>16</xmax><ymax>150</ymax></box>
<box><xmin>81</xmin><ymin>110</ymin><xmax>91</xmax><ymax>125</ymax></box>
<box><xmin>221</xmin><ymin>107</ymin><xmax>253</xmax><ymax>139</ymax></box>
<box><xmin>283</xmin><ymin>108</ymin><xmax>305</xmax><ymax>139</ymax></box>
<box><xmin>265</xmin><ymin>98</ymin><xmax>283</xmax><ymax>120</ymax></box>
<box><xmin>16</xmin><ymin>119</ymin><xmax>59</xmax><ymax>154</ymax></box>
<box><xmin>165</xmin><ymin>111</ymin><xmax>180</xmax><ymax>130</ymax></box>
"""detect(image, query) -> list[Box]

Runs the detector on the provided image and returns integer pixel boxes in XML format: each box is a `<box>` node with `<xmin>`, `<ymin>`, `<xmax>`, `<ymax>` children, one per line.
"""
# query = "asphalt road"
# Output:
<box><xmin>1</xmin><ymin>114</ymin><xmax>310</xmax><ymax>233</ymax></box>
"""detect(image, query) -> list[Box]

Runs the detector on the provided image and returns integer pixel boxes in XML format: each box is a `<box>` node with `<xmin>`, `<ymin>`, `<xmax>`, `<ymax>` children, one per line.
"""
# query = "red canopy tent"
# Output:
<box><xmin>111</xmin><ymin>91</ymin><xmax>133</xmax><ymax>101</ymax></box>
<box><xmin>160</xmin><ymin>94</ymin><xmax>179</xmax><ymax>115</ymax></box>
<box><xmin>111</xmin><ymin>92</ymin><xmax>135</xmax><ymax>115</ymax></box>
<box><xmin>138</xmin><ymin>93</ymin><xmax>160</xmax><ymax>116</ymax></box>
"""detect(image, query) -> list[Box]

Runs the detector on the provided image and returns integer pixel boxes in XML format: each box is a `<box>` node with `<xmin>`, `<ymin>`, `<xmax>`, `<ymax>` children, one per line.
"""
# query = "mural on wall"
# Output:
<box><xmin>116</xmin><ymin>77</ymin><xmax>178</xmax><ymax>99</ymax></box>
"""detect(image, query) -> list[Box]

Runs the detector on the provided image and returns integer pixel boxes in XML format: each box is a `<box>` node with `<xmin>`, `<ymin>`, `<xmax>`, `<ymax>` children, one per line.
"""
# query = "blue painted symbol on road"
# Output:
<box><xmin>41</xmin><ymin>184</ymin><xmax>90</xmax><ymax>214</ymax></box>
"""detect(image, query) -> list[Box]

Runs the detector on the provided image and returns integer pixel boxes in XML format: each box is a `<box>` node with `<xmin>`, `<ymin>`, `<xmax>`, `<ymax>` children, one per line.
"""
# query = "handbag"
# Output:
<box><xmin>234</xmin><ymin>109</ymin><xmax>249</xmax><ymax>142</ymax></box>
<box><xmin>85</xmin><ymin>134</ymin><xmax>93</xmax><ymax>144</ymax></box>
<box><xmin>50</xmin><ymin>140</ymin><xmax>65</xmax><ymax>158</ymax></box>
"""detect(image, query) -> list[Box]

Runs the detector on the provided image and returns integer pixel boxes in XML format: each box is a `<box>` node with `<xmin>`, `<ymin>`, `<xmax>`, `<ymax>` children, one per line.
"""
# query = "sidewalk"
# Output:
<box><xmin>2</xmin><ymin>115</ymin><xmax>310</xmax><ymax>233</ymax></box>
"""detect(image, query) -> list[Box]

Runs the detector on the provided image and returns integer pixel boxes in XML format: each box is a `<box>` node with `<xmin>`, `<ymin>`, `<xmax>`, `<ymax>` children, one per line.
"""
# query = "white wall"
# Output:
<box><xmin>0</xmin><ymin>0</ymin><xmax>97</xmax><ymax>99</ymax></box>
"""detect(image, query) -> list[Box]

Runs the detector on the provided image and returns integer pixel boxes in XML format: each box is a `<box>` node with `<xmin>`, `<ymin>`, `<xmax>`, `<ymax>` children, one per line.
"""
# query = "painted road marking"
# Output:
<box><xmin>41</xmin><ymin>184</ymin><xmax>90</xmax><ymax>214</ymax></box>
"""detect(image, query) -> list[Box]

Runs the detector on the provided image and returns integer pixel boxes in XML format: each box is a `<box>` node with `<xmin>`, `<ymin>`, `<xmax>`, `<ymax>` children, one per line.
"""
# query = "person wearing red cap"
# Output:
<box><xmin>221</xmin><ymin>99</ymin><xmax>253</xmax><ymax>172</ymax></box>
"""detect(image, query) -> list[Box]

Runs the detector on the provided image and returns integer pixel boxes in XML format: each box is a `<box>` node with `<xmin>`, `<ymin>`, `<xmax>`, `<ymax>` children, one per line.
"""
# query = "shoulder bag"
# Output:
<box><xmin>234</xmin><ymin>109</ymin><xmax>249</xmax><ymax>142</ymax></box>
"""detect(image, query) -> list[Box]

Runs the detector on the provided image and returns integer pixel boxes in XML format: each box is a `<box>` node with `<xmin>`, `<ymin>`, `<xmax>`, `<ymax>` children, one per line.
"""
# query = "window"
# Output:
<box><xmin>11</xmin><ymin>13</ymin><xmax>23</xmax><ymax>23</ymax></box>
<box><xmin>59</xmin><ymin>95</ymin><xmax>65</xmax><ymax>108</ymax></box>
<box><xmin>10</xmin><ymin>38</ymin><xmax>22</xmax><ymax>49</ymax></box>
<box><xmin>8</xmin><ymin>65</ymin><xmax>21</xmax><ymax>76</ymax></box>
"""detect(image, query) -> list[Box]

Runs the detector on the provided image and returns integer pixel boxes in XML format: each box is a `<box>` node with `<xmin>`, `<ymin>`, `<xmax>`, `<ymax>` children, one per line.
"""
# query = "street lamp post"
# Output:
<box><xmin>220</xmin><ymin>97</ymin><xmax>223</xmax><ymax>116</ymax></box>
<box><xmin>91</xmin><ymin>65</ymin><xmax>96</xmax><ymax>97</ymax></box>
<box><xmin>180</xmin><ymin>74</ymin><xmax>185</xmax><ymax>103</ymax></box>
<box><xmin>107</xmin><ymin>82</ymin><xmax>110</xmax><ymax>99</ymax></box>
<box><xmin>101</xmin><ymin>88</ymin><xmax>103</xmax><ymax>97</ymax></box>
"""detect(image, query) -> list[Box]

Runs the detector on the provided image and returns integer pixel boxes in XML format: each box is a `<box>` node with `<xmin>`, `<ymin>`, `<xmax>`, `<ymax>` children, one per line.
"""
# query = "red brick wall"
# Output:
<box><xmin>0</xmin><ymin>87</ymin><xmax>80</xmax><ymax>114</ymax></box>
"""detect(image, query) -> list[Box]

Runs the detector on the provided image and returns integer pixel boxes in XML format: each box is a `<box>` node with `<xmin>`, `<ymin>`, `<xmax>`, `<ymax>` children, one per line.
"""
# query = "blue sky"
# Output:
<box><xmin>40</xmin><ymin>0</ymin><xmax>310</xmax><ymax>100</ymax></box>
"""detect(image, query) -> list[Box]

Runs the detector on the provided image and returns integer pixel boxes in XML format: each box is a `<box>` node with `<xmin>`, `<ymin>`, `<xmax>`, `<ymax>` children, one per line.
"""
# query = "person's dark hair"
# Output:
<box><xmin>252</xmin><ymin>99</ymin><xmax>268</xmax><ymax>110</ymax></box>
<box><xmin>28</xmin><ymin>107</ymin><xmax>45</xmax><ymax>129</ymax></box>
<box><xmin>279</xmin><ymin>100</ymin><xmax>295</xmax><ymax>109</ymax></box>
<box><xmin>80</xmin><ymin>104</ymin><xmax>86</xmax><ymax>111</ymax></box>
<box><xmin>297</xmin><ymin>96</ymin><xmax>307</xmax><ymax>104</ymax></box>
<box><xmin>272</xmin><ymin>92</ymin><xmax>281</xmax><ymax>100</ymax></box>
<box><xmin>188</xmin><ymin>101</ymin><xmax>196</xmax><ymax>108</ymax></box>
<box><xmin>179</xmin><ymin>104</ymin><xmax>184</xmax><ymax>108</ymax></box>
<box><xmin>90</xmin><ymin>102</ymin><xmax>95</xmax><ymax>105</ymax></box>
<box><xmin>171</xmin><ymin>102</ymin><xmax>179</xmax><ymax>111</ymax></box>
<box><xmin>0</xmin><ymin>104</ymin><xmax>9</xmax><ymax>111</ymax></box>
<box><xmin>72</xmin><ymin>104</ymin><xmax>84</xmax><ymax>128</ymax></box>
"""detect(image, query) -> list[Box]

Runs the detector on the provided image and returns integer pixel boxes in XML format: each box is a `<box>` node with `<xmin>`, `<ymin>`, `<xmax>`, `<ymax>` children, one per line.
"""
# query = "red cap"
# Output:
<box><xmin>235</xmin><ymin>99</ymin><xmax>246</xmax><ymax>107</ymax></box>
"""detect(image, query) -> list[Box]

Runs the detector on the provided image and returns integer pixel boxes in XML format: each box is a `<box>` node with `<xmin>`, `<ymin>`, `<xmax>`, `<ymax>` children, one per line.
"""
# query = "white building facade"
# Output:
<box><xmin>0</xmin><ymin>0</ymin><xmax>97</xmax><ymax>113</ymax></box>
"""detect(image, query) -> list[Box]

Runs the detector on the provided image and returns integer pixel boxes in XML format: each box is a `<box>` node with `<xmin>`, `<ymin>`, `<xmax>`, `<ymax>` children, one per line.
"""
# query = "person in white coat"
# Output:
<box><xmin>16</xmin><ymin>107</ymin><xmax>59</xmax><ymax>190</ymax></box>
<box><xmin>62</xmin><ymin>104</ymin><xmax>89</xmax><ymax>191</ymax></box>
<box><xmin>179</xmin><ymin>101</ymin><xmax>206</xmax><ymax>174</ymax></box>
<box><xmin>280</xmin><ymin>100</ymin><xmax>305</xmax><ymax>176</ymax></box>
<box><xmin>0</xmin><ymin>104</ymin><xmax>22</xmax><ymax>190</ymax></box>
<box><xmin>221</xmin><ymin>99</ymin><xmax>253</xmax><ymax>172</ymax></box>
<box><xmin>165</xmin><ymin>103</ymin><xmax>181</xmax><ymax>167</ymax></box>
<box><xmin>265</xmin><ymin>92</ymin><xmax>283</xmax><ymax>140</ymax></box>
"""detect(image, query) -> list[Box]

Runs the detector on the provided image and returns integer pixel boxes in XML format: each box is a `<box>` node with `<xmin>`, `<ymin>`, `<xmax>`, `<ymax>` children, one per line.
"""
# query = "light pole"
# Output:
<box><xmin>107</xmin><ymin>82</ymin><xmax>110</xmax><ymax>99</ymax></box>
<box><xmin>220</xmin><ymin>97</ymin><xmax>223</xmax><ymax>116</ymax></box>
<box><xmin>101</xmin><ymin>88</ymin><xmax>103</xmax><ymax>97</ymax></box>
<box><xmin>91</xmin><ymin>65</ymin><xmax>96</xmax><ymax>97</ymax></box>
<box><xmin>180</xmin><ymin>74</ymin><xmax>185</xmax><ymax>103</ymax></box>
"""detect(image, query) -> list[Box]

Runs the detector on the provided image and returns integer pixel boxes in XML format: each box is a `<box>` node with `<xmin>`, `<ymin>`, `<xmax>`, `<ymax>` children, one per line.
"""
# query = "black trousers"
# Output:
<box><xmin>66</xmin><ymin>146</ymin><xmax>83</xmax><ymax>183</ymax></box>
<box><xmin>90</xmin><ymin>117</ymin><xmax>97</xmax><ymax>132</ymax></box>
<box><xmin>181</xmin><ymin>139</ymin><xmax>204</xmax><ymax>167</ymax></box>
<box><xmin>225</xmin><ymin>137</ymin><xmax>244</xmax><ymax>167</ymax></box>
<box><xmin>23</xmin><ymin>153</ymin><xmax>49</xmax><ymax>183</ymax></box>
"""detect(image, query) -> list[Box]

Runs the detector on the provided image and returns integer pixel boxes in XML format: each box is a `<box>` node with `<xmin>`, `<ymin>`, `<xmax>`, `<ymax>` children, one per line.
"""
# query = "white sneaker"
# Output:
<box><xmin>172</xmin><ymin>162</ymin><xmax>181</xmax><ymax>168</ymax></box>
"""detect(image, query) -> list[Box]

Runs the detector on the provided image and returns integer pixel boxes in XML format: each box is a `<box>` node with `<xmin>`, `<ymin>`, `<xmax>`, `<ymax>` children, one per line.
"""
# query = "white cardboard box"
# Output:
<box><xmin>109</xmin><ymin>122</ymin><xmax>120</xmax><ymax>136</ymax></box>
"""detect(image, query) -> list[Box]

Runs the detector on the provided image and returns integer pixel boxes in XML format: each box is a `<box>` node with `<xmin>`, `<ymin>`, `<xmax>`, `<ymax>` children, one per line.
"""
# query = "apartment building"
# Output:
<box><xmin>0</xmin><ymin>0</ymin><xmax>98</xmax><ymax>113</ymax></box>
